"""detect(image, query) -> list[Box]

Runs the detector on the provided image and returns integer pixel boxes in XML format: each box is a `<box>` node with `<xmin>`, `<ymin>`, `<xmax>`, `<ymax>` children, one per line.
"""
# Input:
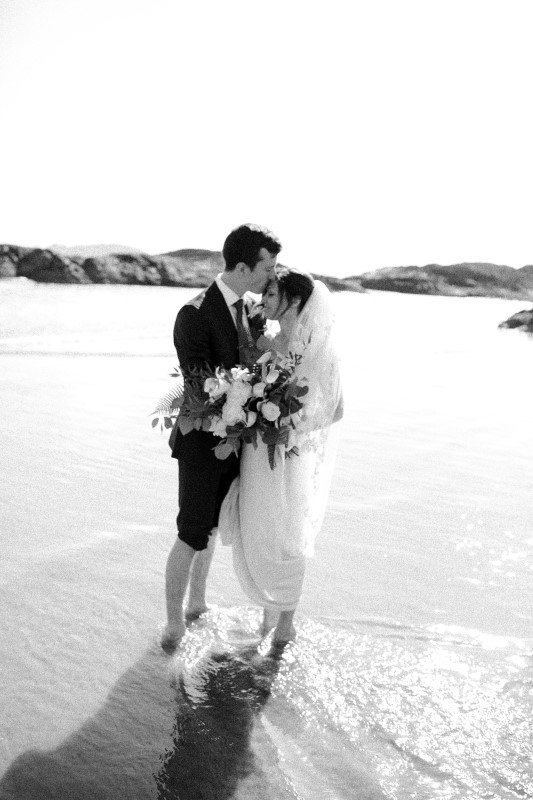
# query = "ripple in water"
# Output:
<box><xmin>157</xmin><ymin>607</ymin><xmax>532</xmax><ymax>800</ymax></box>
<box><xmin>0</xmin><ymin>607</ymin><xmax>530</xmax><ymax>799</ymax></box>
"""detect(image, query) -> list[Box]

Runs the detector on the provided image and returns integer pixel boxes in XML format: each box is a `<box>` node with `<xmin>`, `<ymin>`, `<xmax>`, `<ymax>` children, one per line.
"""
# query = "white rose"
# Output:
<box><xmin>204</xmin><ymin>376</ymin><xmax>229</xmax><ymax>399</ymax></box>
<box><xmin>231</xmin><ymin>366</ymin><xmax>251</xmax><ymax>381</ymax></box>
<box><xmin>209</xmin><ymin>416</ymin><xmax>228</xmax><ymax>437</ymax></box>
<box><xmin>204</xmin><ymin>377</ymin><xmax>218</xmax><ymax>394</ymax></box>
<box><xmin>227</xmin><ymin>380</ymin><xmax>252</xmax><ymax>404</ymax></box>
<box><xmin>222</xmin><ymin>402</ymin><xmax>246</xmax><ymax>426</ymax></box>
<box><xmin>261</xmin><ymin>401</ymin><xmax>281</xmax><ymax>422</ymax></box>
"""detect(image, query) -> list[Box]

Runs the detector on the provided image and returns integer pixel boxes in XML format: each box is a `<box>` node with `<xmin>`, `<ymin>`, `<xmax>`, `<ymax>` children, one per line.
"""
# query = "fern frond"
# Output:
<box><xmin>152</xmin><ymin>374</ymin><xmax>185</xmax><ymax>415</ymax></box>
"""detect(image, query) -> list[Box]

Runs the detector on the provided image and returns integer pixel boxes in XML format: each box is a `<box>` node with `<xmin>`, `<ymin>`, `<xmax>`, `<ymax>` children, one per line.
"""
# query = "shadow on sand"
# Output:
<box><xmin>0</xmin><ymin>641</ymin><xmax>285</xmax><ymax>800</ymax></box>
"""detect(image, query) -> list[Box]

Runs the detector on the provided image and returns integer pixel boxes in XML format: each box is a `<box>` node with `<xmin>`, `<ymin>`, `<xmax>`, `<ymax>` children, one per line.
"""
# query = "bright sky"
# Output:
<box><xmin>1</xmin><ymin>0</ymin><xmax>532</xmax><ymax>276</ymax></box>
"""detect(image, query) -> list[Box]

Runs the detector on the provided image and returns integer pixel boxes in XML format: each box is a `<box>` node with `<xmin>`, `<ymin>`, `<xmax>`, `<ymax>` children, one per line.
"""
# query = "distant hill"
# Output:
<box><xmin>49</xmin><ymin>244</ymin><xmax>147</xmax><ymax>258</ymax></box>
<box><xmin>354</xmin><ymin>262</ymin><xmax>533</xmax><ymax>300</ymax></box>
<box><xmin>2</xmin><ymin>245</ymin><xmax>533</xmax><ymax>299</ymax></box>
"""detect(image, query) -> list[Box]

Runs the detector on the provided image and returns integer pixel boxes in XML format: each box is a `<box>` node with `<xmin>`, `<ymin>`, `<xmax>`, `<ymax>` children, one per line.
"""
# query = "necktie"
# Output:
<box><xmin>233</xmin><ymin>299</ymin><xmax>255</xmax><ymax>366</ymax></box>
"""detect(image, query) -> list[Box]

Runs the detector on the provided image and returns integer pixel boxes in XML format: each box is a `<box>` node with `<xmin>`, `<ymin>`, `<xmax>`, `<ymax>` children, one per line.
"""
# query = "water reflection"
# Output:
<box><xmin>155</xmin><ymin>646</ymin><xmax>282</xmax><ymax>799</ymax></box>
<box><xmin>1</xmin><ymin>614</ymin><xmax>530</xmax><ymax>799</ymax></box>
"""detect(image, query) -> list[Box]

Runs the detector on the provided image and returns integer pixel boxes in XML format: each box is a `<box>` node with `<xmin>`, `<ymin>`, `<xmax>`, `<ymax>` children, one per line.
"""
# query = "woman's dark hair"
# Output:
<box><xmin>274</xmin><ymin>267</ymin><xmax>315</xmax><ymax>314</ymax></box>
<box><xmin>222</xmin><ymin>223</ymin><xmax>282</xmax><ymax>271</ymax></box>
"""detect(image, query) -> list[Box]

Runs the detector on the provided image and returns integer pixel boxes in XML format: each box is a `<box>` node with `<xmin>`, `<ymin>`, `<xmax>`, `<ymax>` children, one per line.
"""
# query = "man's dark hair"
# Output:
<box><xmin>222</xmin><ymin>223</ymin><xmax>282</xmax><ymax>271</ymax></box>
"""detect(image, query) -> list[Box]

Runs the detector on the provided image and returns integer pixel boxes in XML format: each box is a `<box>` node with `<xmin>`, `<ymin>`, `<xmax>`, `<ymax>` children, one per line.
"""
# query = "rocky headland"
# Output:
<box><xmin>2</xmin><ymin>245</ymin><xmax>533</xmax><ymax>302</ymax></box>
<box><xmin>0</xmin><ymin>244</ymin><xmax>364</xmax><ymax>294</ymax></box>
<box><xmin>498</xmin><ymin>307</ymin><xmax>533</xmax><ymax>333</ymax></box>
<box><xmin>0</xmin><ymin>244</ymin><xmax>226</xmax><ymax>287</ymax></box>
<box><xmin>355</xmin><ymin>263</ymin><xmax>533</xmax><ymax>301</ymax></box>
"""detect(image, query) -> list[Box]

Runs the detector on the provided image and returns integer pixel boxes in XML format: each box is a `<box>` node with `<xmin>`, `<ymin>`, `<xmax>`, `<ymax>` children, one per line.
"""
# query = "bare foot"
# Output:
<box><xmin>161</xmin><ymin>622</ymin><xmax>186</xmax><ymax>654</ymax></box>
<box><xmin>267</xmin><ymin>629</ymin><xmax>296</xmax><ymax>660</ymax></box>
<box><xmin>272</xmin><ymin>609</ymin><xmax>296</xmax><ymax>645</ymax></box>
<box><xmin>272</xmin><ymin>624</ymin><xmax>296</xmax><ymax>646</ymax></box>
<box><xmin>261</xmin><ymin>607</ymin><xmax>279</xmax><ymax>636</ymax></box>
<box><xmin>184</xmin><ymin>604</ymin><xmax>209</xmax><ymax>622</ymax></box>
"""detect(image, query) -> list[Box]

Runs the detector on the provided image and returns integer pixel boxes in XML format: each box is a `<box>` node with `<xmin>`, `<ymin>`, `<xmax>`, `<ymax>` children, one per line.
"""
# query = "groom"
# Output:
<box><xmin>162</xmin><ymin>223</ymin><xmax>282</xmax><ymax>651</ymax></box>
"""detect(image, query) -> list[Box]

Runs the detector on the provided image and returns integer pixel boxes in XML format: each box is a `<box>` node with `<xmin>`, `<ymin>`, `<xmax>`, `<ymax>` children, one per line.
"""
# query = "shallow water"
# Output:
<box><xmin>0</xmin><ymin>280</ymin><xmax>532</xmax><ymax>799</ymax></box>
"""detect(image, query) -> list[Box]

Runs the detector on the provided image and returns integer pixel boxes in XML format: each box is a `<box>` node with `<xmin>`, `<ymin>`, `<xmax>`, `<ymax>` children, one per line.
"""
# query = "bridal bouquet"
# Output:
<box><xmin>153</xmin><ymin>351</ymin><xmax>309</xmax><ymax>469</ymax></box>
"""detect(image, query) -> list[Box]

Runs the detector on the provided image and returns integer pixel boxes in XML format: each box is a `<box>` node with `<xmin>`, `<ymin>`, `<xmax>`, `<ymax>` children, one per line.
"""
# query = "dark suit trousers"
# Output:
<box><xmin>177</xmin><ymin>455</ymin><xmax>239</xmax><ymax>551</ymax></box>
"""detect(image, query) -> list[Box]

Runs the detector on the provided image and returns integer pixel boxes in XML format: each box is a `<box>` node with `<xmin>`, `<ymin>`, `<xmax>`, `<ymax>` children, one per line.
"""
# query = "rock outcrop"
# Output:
<box><xmin>0</xmin><ymin>245</ymin><xmax>34</xmax><ymax>278</ymax></box>
<box><xmin>16</xmin><ymin>248</ymin><xmax>90</xmax><ymax>283</ymax></box>
<box><xmin>355</xmin><ymin>263</ymin><xmax>533</xmax><ymax>301</ymax></box>
<box><xmin>498</xmin><ymin>308</ymin><xmax>533</xmax><ymax>333</ymax></box>
<box><xmin>0</xmin><ymin>244</ymin><xmax>364</xmax><ymax>292</ymax></box>
<box><xmin>157</xmin><ymin>249</ymin><xmax>226</xmax><ymax>287</ymax></box>
<box><xmin>3</xmin><ymin>245</ymin><xmax>532</xmax><ymax>300</ymax></box>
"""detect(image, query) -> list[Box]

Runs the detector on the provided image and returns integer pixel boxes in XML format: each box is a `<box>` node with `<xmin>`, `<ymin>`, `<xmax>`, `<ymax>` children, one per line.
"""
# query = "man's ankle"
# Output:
<box><xmin>161</xmin><ymin>620</ymin><xmax>186</xmax><ymax>653</ymax></box>
<box><xmin>185</xmin><ymin>602</ymin><xmax>208</xmax><ymax>619</ymax></box>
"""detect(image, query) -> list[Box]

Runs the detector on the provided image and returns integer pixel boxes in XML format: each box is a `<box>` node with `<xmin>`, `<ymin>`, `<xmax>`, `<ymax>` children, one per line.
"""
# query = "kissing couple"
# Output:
<box><xmin>162</xmin><ymin>223</ymin><xmax>343</xmax><ymax>653</ymax></box>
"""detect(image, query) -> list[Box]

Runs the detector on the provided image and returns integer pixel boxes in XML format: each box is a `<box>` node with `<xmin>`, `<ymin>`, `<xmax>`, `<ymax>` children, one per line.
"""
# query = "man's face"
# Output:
<box><xmin>243</xmin><ymin>248</ymin><xmax>277</xmax><ymax>293</ymax></box>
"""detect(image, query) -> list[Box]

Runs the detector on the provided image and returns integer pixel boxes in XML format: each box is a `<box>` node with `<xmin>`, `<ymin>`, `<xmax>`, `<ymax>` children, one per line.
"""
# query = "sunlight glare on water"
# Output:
<box><xmin>161</xmin><ymin>608</ymin><xmax>533</xmax><ymax>800</ymax></box>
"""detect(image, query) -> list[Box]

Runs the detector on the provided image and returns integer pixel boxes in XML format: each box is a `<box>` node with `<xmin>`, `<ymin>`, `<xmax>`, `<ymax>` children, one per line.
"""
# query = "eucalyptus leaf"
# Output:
<box><xmin>178</xmin><ymin>415</ymin><xmax>195</xmax><ymax>436</ymax></box>
<box><xmin>214</xmin><ymin>440</ymin><xmax>234</xmax><ymax>460</ymax></box>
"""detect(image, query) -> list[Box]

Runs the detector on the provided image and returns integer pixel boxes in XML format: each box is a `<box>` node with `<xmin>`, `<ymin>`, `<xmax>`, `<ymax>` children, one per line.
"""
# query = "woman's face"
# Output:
<box><xmin>262</xmin><ymin>281</ymin><xmax>289</xmax><ymax>320</ymax></box>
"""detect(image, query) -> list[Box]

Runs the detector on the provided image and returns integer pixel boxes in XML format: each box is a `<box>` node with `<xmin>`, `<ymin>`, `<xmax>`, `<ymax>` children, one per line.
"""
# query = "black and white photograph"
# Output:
<box><xmin>1</xmin><ymin>1</ymin><xmax>532</xmax><ymax>798</ymax></box>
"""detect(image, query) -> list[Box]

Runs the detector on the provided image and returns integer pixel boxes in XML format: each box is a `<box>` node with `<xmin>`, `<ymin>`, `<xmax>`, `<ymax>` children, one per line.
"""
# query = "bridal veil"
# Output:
<box><xmin>288</xmin><ymin>279</ymin><xmax>343</xmax><ymax>555</ymax></box>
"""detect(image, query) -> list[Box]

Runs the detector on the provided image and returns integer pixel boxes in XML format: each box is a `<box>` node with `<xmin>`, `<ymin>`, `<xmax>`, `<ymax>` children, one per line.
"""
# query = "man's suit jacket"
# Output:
<box><xmin>170</xmin><ymin>281</ymin><xmax>262</xmax><ymax>467</ymax></box>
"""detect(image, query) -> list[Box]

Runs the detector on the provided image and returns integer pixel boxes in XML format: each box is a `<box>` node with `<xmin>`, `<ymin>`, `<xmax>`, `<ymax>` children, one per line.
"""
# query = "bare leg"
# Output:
<box><xmin>186</xmin><ymin>528</ymin><xmax>217</xmax><ymax>619</ymax></box>
<box><xmin>273</xmin><ymin>610</ymin><xmax>297</xmax><ymax>644</ymax></box>
<box><xmin>261</xmin><ymin>607</ymin><xmax>279</xmax><ymax>636</ymax></box>
<box><xmin>162</xmin><ymin>537</ymin><xmax>196</xmax><ymax>651</ymax></box>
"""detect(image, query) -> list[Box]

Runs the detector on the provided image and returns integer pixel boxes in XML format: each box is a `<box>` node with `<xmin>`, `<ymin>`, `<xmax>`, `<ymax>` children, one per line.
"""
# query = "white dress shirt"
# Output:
<box><xmin>215</xmin><ymin>273</ymin><xmax>252</xmax><ymax>333</ymax></box>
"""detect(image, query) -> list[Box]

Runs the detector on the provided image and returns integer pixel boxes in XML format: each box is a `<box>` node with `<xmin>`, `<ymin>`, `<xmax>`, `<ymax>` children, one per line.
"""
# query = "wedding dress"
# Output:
<box><xmin>218</xmin><ymin>280</ymin><xmax>343</xmax><ymax>612</ymax></box>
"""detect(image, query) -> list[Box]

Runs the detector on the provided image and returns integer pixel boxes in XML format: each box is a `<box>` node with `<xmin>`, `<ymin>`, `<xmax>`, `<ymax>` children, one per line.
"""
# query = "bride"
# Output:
<box><xmin>219</xmin><ymin>268</ymin><xmax>343</xmax><ymax>645</ymax></box>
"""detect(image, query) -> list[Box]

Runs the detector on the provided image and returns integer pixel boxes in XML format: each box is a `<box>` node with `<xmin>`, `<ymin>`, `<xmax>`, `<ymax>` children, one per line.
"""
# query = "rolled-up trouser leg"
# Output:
<box><xmin>177</xmin><ymin>458</ymin><xmax>239</xmax><ymax>551</ymax></box>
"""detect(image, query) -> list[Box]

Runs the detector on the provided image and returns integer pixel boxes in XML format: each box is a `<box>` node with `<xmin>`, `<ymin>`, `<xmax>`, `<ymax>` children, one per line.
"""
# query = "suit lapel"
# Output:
<box><xmin>205</xmin><ymin>282</ymin><xmax>238</xmax><ymax>350</ymax></box>
<box><xmin>204</xmin><ymin>283</ymin><xmax>266</xmax><ymax>367</ymax></box>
